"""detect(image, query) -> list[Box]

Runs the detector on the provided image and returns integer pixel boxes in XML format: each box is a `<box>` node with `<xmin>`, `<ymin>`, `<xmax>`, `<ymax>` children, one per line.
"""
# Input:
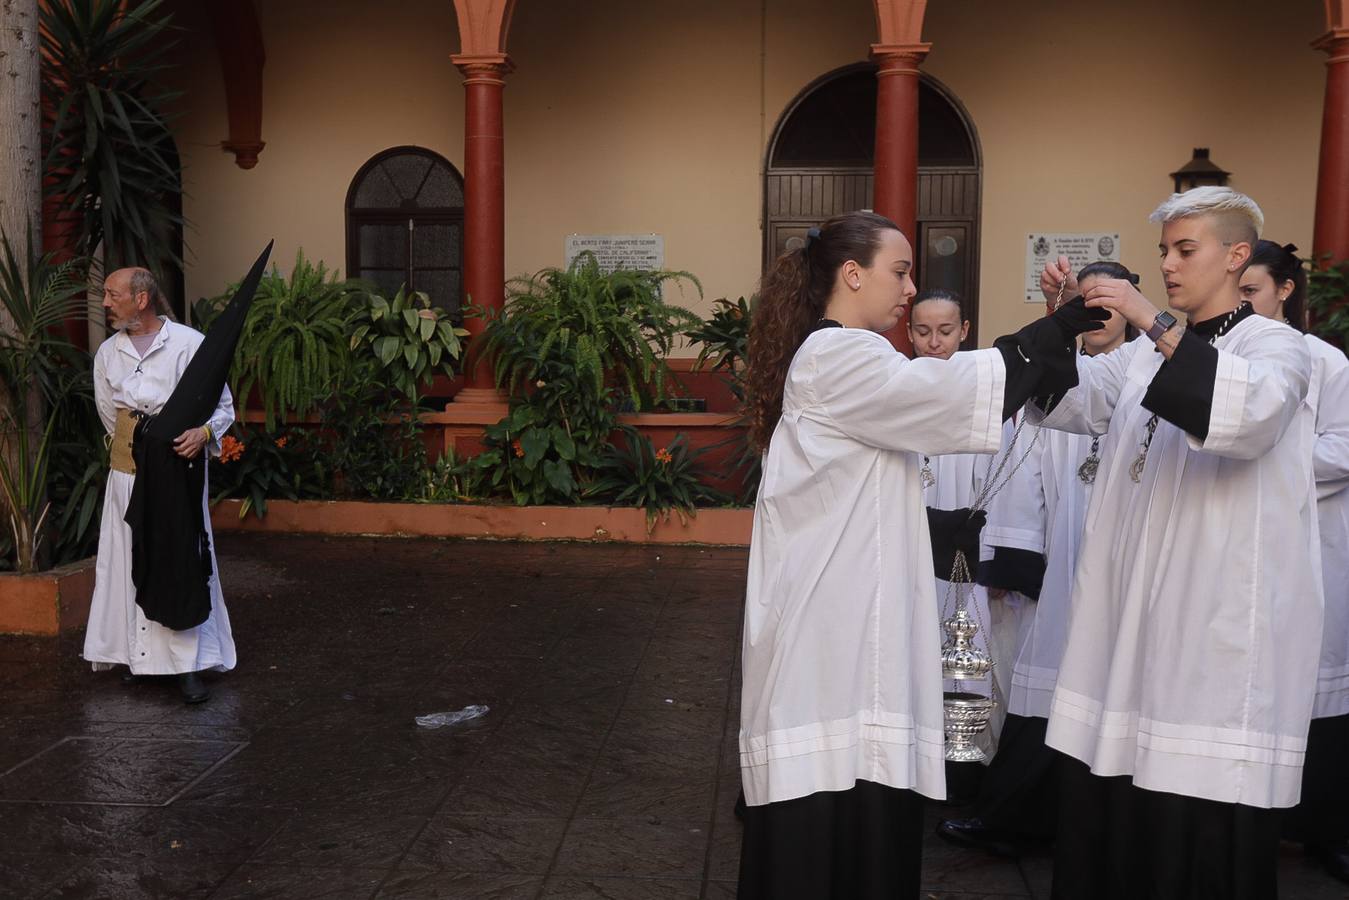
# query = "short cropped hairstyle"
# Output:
<box><xmin>1148</xmin><ymin>186</ymin><xmax>1263</xmax><ymax>247</ymax></box>
<box><xmin>128</xmin><ymin>268</ymin><xmax>172</xmax><ymax>318</ymax></box>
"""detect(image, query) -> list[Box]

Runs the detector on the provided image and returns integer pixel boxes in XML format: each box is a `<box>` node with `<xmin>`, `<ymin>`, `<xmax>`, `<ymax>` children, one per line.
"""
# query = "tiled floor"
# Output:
<box><xmin>0</xmin><ymin>534</ymin><xmax>1342</xmax><ymax>899</ymax></box>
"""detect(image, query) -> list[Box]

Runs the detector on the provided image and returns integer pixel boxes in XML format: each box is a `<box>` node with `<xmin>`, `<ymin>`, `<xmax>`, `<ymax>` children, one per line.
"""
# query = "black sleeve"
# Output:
<box><xmin>1140</xmin><ymin>330</ymin><xmax>1217</xmax><ymax>440</ymax></box>
<box><xmin>976</xmin><ymin>547</ymin><xmax>1047</xmax><ymax>601</ymax></box>
<box><xmin>993</xmin><ymin>329</ymin><xmax>1079</xmax><ymax>421</ymax></box>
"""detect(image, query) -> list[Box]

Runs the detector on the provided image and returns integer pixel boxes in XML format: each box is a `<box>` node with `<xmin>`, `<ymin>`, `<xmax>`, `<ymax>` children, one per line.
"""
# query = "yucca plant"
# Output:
<box><xmin>348</xmin><ymin>286</ymin><xmax>469</xmax><ymax>401</ymax></box>
<box><xmin>0</xmin><ymin>228</ymin><xmax>91</xmax><ymax>573</ymax></box>
<box><xmin>479</xmin><ymin>252</ymin><xmax>703</xmax><ymax>410</ymax></box>
<box><xmin>199</xmin><ymin>252</ymin><xmax>367</xmax><ymax>430</ymax></box>
<box><xmin>42</xmin><ymin>0</ymin><xmax>183</xmax><ymax>276</ymax></box>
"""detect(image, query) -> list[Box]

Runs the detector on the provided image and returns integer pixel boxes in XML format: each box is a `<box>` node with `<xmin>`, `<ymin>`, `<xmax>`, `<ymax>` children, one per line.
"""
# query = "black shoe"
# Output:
<box><xmin>1306</xmin><ymin>842</ymin><xmax>1349</xmax><ymax>886</ymax></box>
<box><xmin>179</xmin><ymin>672</ymin><xmax>209</xmax><ymax>704</ymax></box>
<box><xmin>936</xmin><ymin>817</ymin><xmax>1019</xmax><ymax>858</ymax></box>
<box><xmin>120</xmin><ymin>669</ymin><xmax>145</xmax><ymax>685</ymax></box>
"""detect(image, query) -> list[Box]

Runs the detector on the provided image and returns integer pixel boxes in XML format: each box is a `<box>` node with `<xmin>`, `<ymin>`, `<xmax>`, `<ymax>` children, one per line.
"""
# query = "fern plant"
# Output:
<box><xmin>479</xmin><ymin>252</ymin><xmax>703</xmax><ymax>411</ymax></box>
<box><xmin>197</xmin><ymin>251</ymin><xmax>367</xmax><ymax>430</ymax></box>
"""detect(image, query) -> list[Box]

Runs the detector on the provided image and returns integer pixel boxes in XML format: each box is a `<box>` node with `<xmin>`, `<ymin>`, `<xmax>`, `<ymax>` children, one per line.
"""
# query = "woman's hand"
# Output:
<box><xmin>1082</xmin><ymin>278</ymin><xmax>1158</xmax><ymax>332</ymax></box>
<box><xmin>1040</xmin><ymin>254</ymin><xmax>1078</xmax><ymax>304</ymax></box>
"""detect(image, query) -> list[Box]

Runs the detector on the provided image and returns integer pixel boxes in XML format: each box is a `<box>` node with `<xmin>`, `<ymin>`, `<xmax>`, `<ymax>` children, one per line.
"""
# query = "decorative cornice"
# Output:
<box><xmin>870</xmin><ymin>42</ymin><xmax>931</xmax><ymax>76</ymax></box>
<box><xmin>1313</xmin><ymin>26</ymin><xmax>1349</xmax><ymax>63</ymax></box>
<box><xmin>451</xmin><ymin>52</ymin><xmax>514</xmax><ymax>85</ymax></box>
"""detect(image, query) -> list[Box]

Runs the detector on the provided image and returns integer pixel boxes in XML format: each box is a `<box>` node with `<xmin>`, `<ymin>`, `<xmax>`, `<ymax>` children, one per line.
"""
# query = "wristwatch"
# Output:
<box><xmin>1146</xmin><ymin>311</ymin><xmax>1178</xmax><ymax>342</ymax></box>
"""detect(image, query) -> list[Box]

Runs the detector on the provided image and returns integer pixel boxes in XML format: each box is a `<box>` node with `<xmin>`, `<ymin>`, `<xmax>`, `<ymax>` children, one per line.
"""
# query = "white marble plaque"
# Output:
<box><xmin>565</xmin><ymin>234</ymin><xmax>665</xmax><ymax>272</ymax></box>
<box><xmin>1025</xmin><ymin>232</ymin><xmax>1120</xmax><ymax>303</ymax></box>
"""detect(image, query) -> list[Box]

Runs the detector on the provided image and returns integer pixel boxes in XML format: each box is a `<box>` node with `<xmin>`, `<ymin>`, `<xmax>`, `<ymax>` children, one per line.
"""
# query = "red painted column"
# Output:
<box><xmin>451</xmin><ymin>53</ymin><xmax>512</xmax><ymax>407</ymax></box>
<box><xmin>1314</xmin><ymin>29</ymin><xmax>1349</xmax><ymax>269</ymax></box>
<box><xmin>871</xmin><ymin>42</ymin><xmax>929</xmax><ymax>352</ymax></box>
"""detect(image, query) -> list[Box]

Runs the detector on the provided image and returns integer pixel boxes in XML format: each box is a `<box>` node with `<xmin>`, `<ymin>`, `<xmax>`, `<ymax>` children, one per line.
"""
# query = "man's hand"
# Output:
<box><xmin>1082</xmin><ymin>278</ymin><xmax>1157</xmax><ymax>332</ymax></box>
<box><xmin>173</xmin><ymin>427</ymin><xmax>208</xmax><ymax>459</ymax></box>
<box><xmin>1040</xmin><ymin>254</ymin><xmax>1077</xmax><ymax>304</ymax></box>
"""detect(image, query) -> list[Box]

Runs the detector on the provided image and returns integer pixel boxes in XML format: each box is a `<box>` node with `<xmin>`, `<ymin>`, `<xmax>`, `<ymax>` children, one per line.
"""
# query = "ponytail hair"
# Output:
<box><xmin>746</xmin><ymin>210</ymin><xmax>902</xmax><ymax>451</ymax></box>
<box><xmin>1248</xmin><ymin>240</ymin><xmax>1307</xmax><ymax>331</ymax></box>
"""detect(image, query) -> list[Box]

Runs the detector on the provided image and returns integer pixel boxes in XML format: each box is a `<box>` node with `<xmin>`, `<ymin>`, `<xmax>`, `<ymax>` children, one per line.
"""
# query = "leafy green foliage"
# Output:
<box><xmin>0</xmin><ymin>228</ymin><xmax>94</xmax><ymax>572</ymax></box>
<box><xmin>480</xmin><ymin>253</ymin><xmax>703</xmax><ymax>411</ymax></box>
<box><xmin>195</xmin><ymin>252</ymin><xmax>367</xmax><ymax>430</ymax></box>
<box><xmin>210</xmin><ymin>426</ymin><xmax>325</xmax><ymax>520</ymax></box>
<box><xmin>683</xmin><ymin>295</ymin><xmax>760</xmax><ymax>505</ymax></box>
<box><xmin>42</xmin><ymin>0</ymin><xmax>184</xmax><ymax>276</ymax></box>
<box><xmin>1307</xmin><ymin>257</ymin><xmax>1349</xmax><ymax>346</ymax></box>
<box><xmin>471</xmin><ymin>397</ymin><xmax>610</xmax><ymax>505</ymax></box>
<box><xmin>317</xmin><ymin>366</ymin><xmax>428</xmax><ymax>502</ymax></box>
<box><xmin>587</xmin><ymin>428</ymin><xmax>729</xmax><ymax>530</ymax></box>
<box><xmin>348</xmin><ymin>286</ymin><xmax>468</xmax><ymax>401</ymax></box>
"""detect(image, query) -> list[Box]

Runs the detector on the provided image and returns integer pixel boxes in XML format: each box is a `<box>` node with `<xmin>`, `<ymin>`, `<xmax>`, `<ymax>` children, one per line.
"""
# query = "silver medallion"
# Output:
<box><xmin>1129</xmin><ymin>453</ymin><xmax>1147</xmax><ymax>483</ymax></box>
<box><xmin>920</xmin><ymin>458</ymin><xmax>936</xmax><ymax>489</ymax></box>
<box><xmin>1077</xmin><ymin>456</ymin><xmax>1099</xmax><ymax>485</ymax></box>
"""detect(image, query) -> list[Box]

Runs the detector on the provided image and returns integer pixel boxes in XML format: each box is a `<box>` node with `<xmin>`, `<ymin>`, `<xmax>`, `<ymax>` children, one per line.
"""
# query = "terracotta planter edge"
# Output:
<box><xmin>0</xmin><ymin>556</ymin><xmax>97</xmax><ymax>637</ymax></box>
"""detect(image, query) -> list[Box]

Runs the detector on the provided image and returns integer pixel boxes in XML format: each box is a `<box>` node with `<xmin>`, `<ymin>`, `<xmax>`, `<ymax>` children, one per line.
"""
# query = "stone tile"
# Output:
<box><xmin>702</xmin><ymin>882</ymin><xmax>737</xmax><ymax>899</ymax></box>
<box><xmin>442</xmin><ymin>765</ymin><xmax>589</xmax><ymax>818</ymax></box>
<box><xmin>1017</xmin><ymin>855</ymin><xmax>1053</xmax><ymax>900</ymax></box>
<box><xmin>404</xmin><ymin>814</ymin><xmax>569</xmax><ymax>875</ymax></box>
<box><xmin>920</xmin><ymin>834</ymin><xmax>1031</xmax><ymax>895</ymax></box>
<box><xmin>250</xmin><ymin>805</ymin><xmax>428</xmax><ymax>869</ymax></box>
<box><xmin>376</xmin><ymin>870</ymin><xmax>545</xmax><ymax>898</ymax></box>
<box><xmin>539</xmin><ymin>876</ymin><xmax>703</xmax><ymax>898</ymax></box>
<box><xmin>208</xmin><ymin>863</ymin><xmax>388</xmax><ymax>899</ymax></box>
<box><xmin>553</xmin><ymin>817</ymin><xmax>709</xmax><ymax>879</ymax></box>
<box><xmin>574</xmin><ymin>773</ymin><xmax>715</xmax><ymax>821</ymax></box>
<box><xmin>42</xmin><ymin>854</ymin><xmax>239</xmax><ymax>899</ymax></box>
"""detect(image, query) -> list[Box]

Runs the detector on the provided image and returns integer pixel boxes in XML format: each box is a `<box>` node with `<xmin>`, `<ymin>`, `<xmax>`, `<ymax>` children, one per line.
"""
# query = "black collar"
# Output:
<box><xmin>1188</xmin><ymin>301</ymin><xmax>1254</xmax><ymax>339</ymax></box>
<box><xmin>812</xmin><ymin>318</ymin><xmax>843</xmax><ymax>333</ymax></box>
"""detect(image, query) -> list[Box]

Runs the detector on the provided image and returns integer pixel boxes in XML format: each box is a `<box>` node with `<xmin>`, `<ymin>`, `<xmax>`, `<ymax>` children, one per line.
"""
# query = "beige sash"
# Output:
<box><xmin>109</xmin><ymin>408</ymin><xmax>142</xmax><ymax>475</ymax></box>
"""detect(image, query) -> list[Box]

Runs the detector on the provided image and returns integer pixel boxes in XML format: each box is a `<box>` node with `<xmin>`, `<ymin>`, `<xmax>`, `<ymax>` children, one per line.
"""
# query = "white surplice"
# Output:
<box><xmin>741</xmin><ymin>328</ymin><xmax>1006</xmax><ymax>805</ymax></box>
<box><xmin>984</xmin><ymin>427</ymin><xmax>1097</xmax><ymax>720</ymax></box>
<box><xmin>1306</xmin><ymin>333</ymin><xmax>1349</xmax><ymax>719</ymax></box>
<box><xmin>1031</xmin><ymin>318</ymin><xmax>1319</xmax><ymax>808</ymax></box>
<box><xmin>83</xmin><ymin>319</ymin><xmax>237</xmax><ymax>676</ymax></box>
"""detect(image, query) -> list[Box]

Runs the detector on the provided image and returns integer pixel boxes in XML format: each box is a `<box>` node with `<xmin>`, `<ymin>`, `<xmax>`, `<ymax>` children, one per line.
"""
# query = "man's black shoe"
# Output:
<box><xmin>935</xmin><ymin>817</ymin><xmax>1020</xmax><ymax>859</ymax></box>
<box><xmin>120</xmin><ymin>669</ymin><xmax>145</xmax><ymax>685</ymax></box>
<box><xmin>179</xmin><ymin>672</ymin><xmax>209</xmax><ymax>704</ymax></box>
<box><xmin>1306</xmin><ymin>842</ymin><xmax>1349</xmax><ymax>886</ymax></box>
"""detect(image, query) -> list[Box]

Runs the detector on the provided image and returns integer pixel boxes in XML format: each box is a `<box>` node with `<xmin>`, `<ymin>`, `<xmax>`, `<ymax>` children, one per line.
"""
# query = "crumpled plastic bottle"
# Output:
<box><xmin>414</xmin><ymin>704</ymin><xmax>489</xmax><ymax>729</ymax></box>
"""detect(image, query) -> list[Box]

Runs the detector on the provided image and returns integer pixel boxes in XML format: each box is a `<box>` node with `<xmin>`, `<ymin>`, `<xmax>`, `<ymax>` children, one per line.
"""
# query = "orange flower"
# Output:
<box><xmin>219</xmin><ymin>435</ymin><xmax>245</xmax><ymax>463</ymax></box>
<box><xmin>512</xmin><ymin>439</ymin><xmax>524</xmax><ymax>458</ymax></box>
<box><xmin>274</xmin><ymin>436</ymin><xmax>289</xmax><ymax>449</ymax></box>
<box><xmin>655</xmin><ymin>447</ymin><xmax>673</xmax><ymax>465</ymax></box>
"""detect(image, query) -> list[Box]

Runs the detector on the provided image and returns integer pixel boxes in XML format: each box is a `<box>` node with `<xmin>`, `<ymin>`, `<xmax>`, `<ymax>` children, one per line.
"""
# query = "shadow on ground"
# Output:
<box><xmin>0</xmin><ymin>534</ymin><xmax>1340</xmax><ymax>899</ymax></box>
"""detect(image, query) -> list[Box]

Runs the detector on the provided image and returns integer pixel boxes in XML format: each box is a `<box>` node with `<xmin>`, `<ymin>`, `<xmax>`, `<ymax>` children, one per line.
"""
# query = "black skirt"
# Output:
<box><xmin>738</xmin><ymin>780</ymin><xmax>925</xmax><ymax>900</ymax></box>
<box><xmin>1284</xmin><ymin>713</ymin><xmax>1349</xmax><ymax>847</ymax></box>
<box><xmin>1052</xmin><ymin>757</ymin><xmax>1282</xmax><ymax>900</ymax></box>
<box><xmin>970</xmin><ymin>712</ymin><xmax>1062</xmax><ymax>842</ymax></box>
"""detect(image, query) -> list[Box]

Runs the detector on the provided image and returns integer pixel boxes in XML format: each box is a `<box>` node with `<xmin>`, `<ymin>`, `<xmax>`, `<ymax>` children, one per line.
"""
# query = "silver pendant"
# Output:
<box><xmin>1077</xmin><ymin>455</ymin><xmax>1099</xmax><ymax>485</ymax></box>
<box><xmin>920</xmin><ymin>459</ymin><xmax>936</xmax><ymax>489</ymax></box>
<box><xmin>1129</xmin><ymin>452</ymin><xmax>1147</xmax><ymax>483</ymax></box>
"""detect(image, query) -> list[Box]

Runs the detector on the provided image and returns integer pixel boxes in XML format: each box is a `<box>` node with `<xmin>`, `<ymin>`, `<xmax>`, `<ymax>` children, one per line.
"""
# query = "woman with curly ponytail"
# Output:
<box><xmin>738</xmin><ymin>211</ymin><xmax>1108</xmax><ymax>899</ymax></box>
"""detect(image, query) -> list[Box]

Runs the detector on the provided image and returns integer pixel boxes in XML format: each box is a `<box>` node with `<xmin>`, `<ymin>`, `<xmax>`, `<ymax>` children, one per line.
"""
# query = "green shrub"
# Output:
<box><xmin>587</xmin><ymin>428</ymin><xmax>729</xmax><ymax>530</ymax></box>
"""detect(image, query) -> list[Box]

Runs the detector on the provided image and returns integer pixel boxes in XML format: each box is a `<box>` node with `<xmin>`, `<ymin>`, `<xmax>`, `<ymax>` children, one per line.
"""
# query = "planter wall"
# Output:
<box><xmin>0</xmin><ymin>556</ymin><xmax>97</xmax><ymax>636</ymax></box>
<box><xmin>211</xmin><ymin>499</ymin><xmax>752</xmax><ymax>546</ymax></box>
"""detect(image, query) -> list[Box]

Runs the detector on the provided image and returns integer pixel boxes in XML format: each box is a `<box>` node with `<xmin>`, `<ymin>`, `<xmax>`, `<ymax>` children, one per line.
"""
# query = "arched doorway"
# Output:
<box><xmin>345</xmin><ymin>146</ymin><xmax>466</xmax><ymax>313</ymax></box>
<box><xmin>765</xmin><ymin>66</ymin><xmax>982</xmax><ymax>345</ymax></box>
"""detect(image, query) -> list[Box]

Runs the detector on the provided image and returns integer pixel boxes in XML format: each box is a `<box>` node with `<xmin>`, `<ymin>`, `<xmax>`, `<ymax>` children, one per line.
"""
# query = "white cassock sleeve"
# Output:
<box><xmin>1313</xmin><ymin>351</ymin><xmax>1349</xmax><ymax>501</ymax></box>
<box><xmin>809</xmin><ymin>335</ymin><xmax>1006</xmax><ymax>456</ymax></box>
<box><xmin>205</xmin><ymin>385</ymin><xmax>235</xmax><ymax>458</ymax></box>
<box><xmin>1188</xmin><ymin>327</ymin><xmax>1310</xmax><ymax>460</ymax></box>
<box><xmin>1025</xmin><ymin>339</ymin><xmax>1141</xmax><ymax>437</ymax></box>
<box><xmin>93</xmin><ymin>347</ymin><xmax>117</xmax><ymax>435</ymax></box>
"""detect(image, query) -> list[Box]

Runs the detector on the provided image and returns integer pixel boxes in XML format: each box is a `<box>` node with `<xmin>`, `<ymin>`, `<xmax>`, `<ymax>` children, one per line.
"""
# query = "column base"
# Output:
<box><xmin>447</xmin><ymin>386</ymin><xmax>510</xmax><ymax>415</ymax></box>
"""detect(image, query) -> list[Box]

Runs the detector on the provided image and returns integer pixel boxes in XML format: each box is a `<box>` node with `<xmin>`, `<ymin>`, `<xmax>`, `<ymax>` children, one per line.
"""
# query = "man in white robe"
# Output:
<box><xmin>83</xmin><ymin>268</ymin><xmax>236</xmax><ymax>703</ymax></box>
<box><xmin>1030</xmin><ymin>188</ymin><xmax>1319</xmax><ymax>899</ymax></box>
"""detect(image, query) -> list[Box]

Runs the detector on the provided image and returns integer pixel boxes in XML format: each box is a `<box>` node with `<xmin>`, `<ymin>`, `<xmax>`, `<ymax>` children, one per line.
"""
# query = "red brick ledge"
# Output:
<box><xmin>0</xmin><ymin>556</ymin><xmax>97</xmax><ymax>636</ymax></box>
<box><xmin>210</xmin><ymin>499</ymin><xmax>753</xmax><ymax>546</ymax></box>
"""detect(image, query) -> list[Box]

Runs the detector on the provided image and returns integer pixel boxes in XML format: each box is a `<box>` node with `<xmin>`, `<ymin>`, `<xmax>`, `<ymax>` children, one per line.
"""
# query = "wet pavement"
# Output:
<box><xmin>0</xmin><ymin>533</ymin><xmax>1343</xmax><ymax>899</ymax></box>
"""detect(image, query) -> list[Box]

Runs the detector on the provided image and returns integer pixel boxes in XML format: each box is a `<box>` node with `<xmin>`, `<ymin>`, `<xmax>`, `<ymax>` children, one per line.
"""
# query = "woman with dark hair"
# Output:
<box><xmin>737</xmin><ymin>211</ymin><xmax>1106</xmax><ymax>899</ymax></box>
<box><xmin>1241</xmin><ymin>240</ymin><xmax>1349</xmax><ymax>885</ymax></box>
<box><xmin>938</xmin><ymin>257</ymin><xmax>1138</xmax><ymax>858</ymax></box>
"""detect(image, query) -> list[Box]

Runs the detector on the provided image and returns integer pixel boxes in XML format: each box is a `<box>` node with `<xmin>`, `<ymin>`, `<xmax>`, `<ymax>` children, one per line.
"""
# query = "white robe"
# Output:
<box><xmin>984</xmin><ymin>427</ymin><xmax>1097</xmax><ymax>720</ymax></box>
<box><xmin>83</xmin><ymin>320</ymin><xmax>237</xmax><ymax>676</ymax></box>
<box><xmin>740</xmin><ymin>328</ymin><xmax>1006</xmax><ymax>805</ymax></box>
<box><xmin>1031</xmin><ymin>317</ymin><xmax>1319</xmax><ymax>809</ymax></box>
<box><xmin>1306</xmin><ymin>333</ymin><xmax>1349</xmax><ymax>719</ymax></box>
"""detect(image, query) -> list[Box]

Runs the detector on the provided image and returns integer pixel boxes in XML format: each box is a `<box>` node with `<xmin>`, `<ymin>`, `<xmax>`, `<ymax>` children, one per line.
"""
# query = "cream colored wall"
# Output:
<box><xmin>166</xmin><ymin>0</ymin><xmax>1327</xmax><ymax>345</ymax></box>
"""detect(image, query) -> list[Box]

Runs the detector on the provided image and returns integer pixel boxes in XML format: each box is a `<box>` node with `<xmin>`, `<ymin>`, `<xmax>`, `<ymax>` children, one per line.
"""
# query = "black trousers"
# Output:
<box><xmin>969</xmin><ymin>713</ymin><xmax>1061</xmax><ymax>842</ymax></box>
<box><xmin>1052</xmin><ymin>758</ymin><xmax>1283</xmax><ymax>900</ymax></box>
<box><xmin>738</xmin><ymin>780</ymin><xmax>924</xmax><ymax>900</ymax></box>
<box><xmin>1285</xmin><ymin>713</ymin><xmax>1349</xmax><ymax>848</ymax></box>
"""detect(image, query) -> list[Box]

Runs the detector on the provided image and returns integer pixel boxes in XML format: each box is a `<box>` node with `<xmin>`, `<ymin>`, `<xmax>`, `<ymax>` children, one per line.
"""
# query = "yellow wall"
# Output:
<box><xmin>166</xmin><ymin>0</ymin><xmax>1328</xmax><ymax>345</ymax></box>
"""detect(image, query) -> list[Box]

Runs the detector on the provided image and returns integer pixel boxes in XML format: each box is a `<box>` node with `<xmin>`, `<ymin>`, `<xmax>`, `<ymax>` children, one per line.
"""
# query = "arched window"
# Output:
<box><xmin>345</xmin><ymin>147</ymin><xmax>465</xmax><ymax>312</ymax></box>
<box><xmin>765</xmin><ymin>67</ymin><xmax>982</xmax><ymax>344</ymax></box>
